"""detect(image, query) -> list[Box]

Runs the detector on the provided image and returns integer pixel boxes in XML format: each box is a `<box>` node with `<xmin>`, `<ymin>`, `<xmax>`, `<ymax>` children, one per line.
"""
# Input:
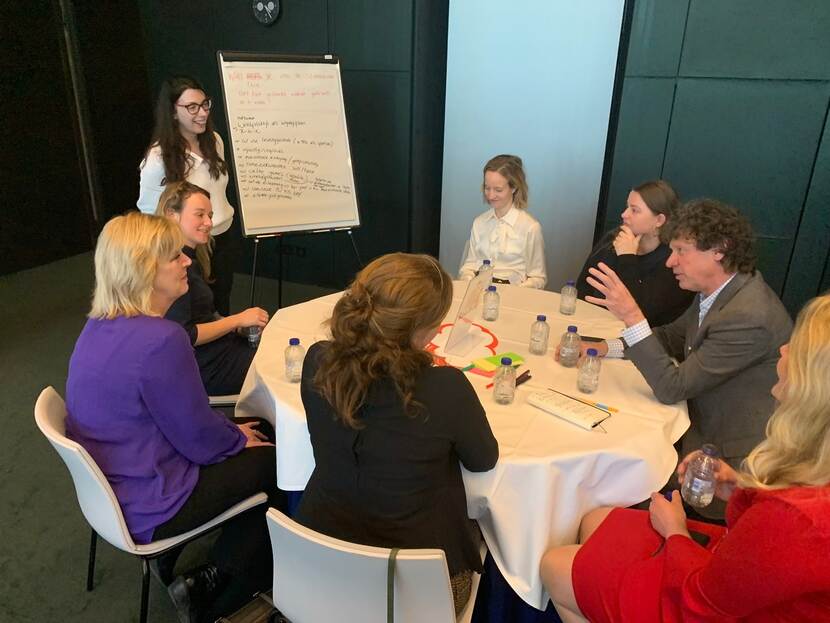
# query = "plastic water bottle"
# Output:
<box><xmin>478</xmin><ymin>259</ymin><xmax>492</xmax><ymax>274</ymax></box>
<box><xmin>577</xmin><ymin>348</ymin><xmax>601</xmax><ymax>393</ymax></box>
<box><xmin>528</xmin><ymin>314</ymin><xmax>550</xmax><ymax>355</ymax></box>
<box><xmin>493</xmin><ymin>357</ymin><xmax>516</xmax><ymax>404</ymax></box>
<box><xmin>558</xmin><ymin>325</ymin><xmax>581</xmax><ymax>368</ymax></box>
<box><xmin>560</xmin><ymin>280</ymin><xmax>577</xmax><ymax>315</ymax></box>
<box><xmin>284</xmin><ymin>337</ymin><xmax>305</xmax><ymax>383</ymax></box>
<box><xmin>681</xmin><ymin>444</ymin><xmax>719</xmax><ymax>508</ymax></box>
<box><xmin>245</xmin><ymin>326</ymin><xmax>262</xmax><ymax>348</ymax></box>
<box><xmin>482</xmin><ymin>285</ymin><xmax>499</xmax><ymax>321</ymax></box>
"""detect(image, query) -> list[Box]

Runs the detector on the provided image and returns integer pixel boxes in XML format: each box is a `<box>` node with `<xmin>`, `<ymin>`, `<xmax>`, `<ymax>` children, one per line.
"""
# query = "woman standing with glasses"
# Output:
<box><xmin>138</xmin><ymin>76</ymin><xmax>238</xmax><ymax>316</ymax></box>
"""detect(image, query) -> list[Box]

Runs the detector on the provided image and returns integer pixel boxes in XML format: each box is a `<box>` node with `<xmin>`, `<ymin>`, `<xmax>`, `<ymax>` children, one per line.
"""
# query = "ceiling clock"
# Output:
<box><xmin>252</xmin><ymin>0</ymin><xmax>280</xmax><ymax>25</ymax></box>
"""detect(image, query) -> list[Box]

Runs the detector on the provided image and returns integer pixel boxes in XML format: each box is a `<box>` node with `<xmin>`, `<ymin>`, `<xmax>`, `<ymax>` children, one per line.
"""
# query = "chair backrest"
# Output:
<box><xmin>266</xmin><ymin>508</ymin><xmax>457</xmax><ymax>623</ymax></box>
<box><xmin>34</xmin><ymin>387</ymin><xmax>137</xmax><ymax>552</ymax></box>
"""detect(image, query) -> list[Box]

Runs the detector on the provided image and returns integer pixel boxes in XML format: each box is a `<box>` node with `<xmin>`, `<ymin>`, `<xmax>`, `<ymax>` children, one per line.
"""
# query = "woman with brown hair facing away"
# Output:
<box><xmin>295</xmin><ymin>253</ymin><xmax>499</xmax><ymax>614</ymax></box>
<box><xmin>576</xmin><ymin>180</ymin><xmax>694</xmax><ymax>326</ymax></box>
<box><xmin>539</xmin><ymin>294</ymin><xmax>830</xmax><ymax>622</ymax></box>
<box><xmin>157</xmin><ymin>181</ymin><xmax>268</xmax><ymax>395</ymax></box>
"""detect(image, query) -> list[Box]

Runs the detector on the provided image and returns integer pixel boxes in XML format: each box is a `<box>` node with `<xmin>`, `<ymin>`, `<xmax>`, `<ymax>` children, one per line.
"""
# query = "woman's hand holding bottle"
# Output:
<box><xmin>676</xmin><ymin>451</ymin><xmax>739</xmax><ymax>502</ymax></box>
<box><xmin>234</xmin><ymin>307</ymin><xmax>269</xmax><ymax>330</ymax></box>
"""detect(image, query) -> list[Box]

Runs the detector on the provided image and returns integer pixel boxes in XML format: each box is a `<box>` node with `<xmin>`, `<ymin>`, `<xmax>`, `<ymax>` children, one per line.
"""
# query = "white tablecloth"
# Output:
<box><xmin>237</xmin><ymin>282</ymin><xmax>689</xmax><ymax>609</ymax></box>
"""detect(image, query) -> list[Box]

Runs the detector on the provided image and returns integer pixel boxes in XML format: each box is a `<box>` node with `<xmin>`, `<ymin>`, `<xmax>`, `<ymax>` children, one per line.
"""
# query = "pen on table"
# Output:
<box><xmin>486</xmin><ymin>369</ymin><xmax>531</xmax><ymax>390</ymax></box>
<box><xmin>546</xmin><ymin>387</ymin><xmax>619</xmax><ymax>413</ymax></box>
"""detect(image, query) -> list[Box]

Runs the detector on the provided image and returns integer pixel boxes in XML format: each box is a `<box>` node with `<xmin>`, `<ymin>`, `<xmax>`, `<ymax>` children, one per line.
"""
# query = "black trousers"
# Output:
<box><xmin>210</xmin><ymin>224</ymin><xmax>240</xmax><ymax>317</ymax></box>
<box><xmin>154</xmin><ymin>418</ymin><xmax>284</xmax><ymax>618</ymax></box>
<box><xmin>197</xmin><ymin>333</ymin><xmax>256</xmax><ymax>396</ymax></box>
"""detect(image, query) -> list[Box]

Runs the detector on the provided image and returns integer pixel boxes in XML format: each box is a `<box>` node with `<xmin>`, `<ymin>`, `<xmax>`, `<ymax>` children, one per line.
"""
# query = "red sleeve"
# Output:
<box><xmin>673</xmin><ymin>498</ymin><xmax>830</xmax><ymax>619</ymax></box>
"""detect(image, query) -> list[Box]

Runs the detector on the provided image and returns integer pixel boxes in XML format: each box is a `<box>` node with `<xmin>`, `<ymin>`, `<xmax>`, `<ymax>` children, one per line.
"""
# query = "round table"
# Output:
<box><xmin>236</xmin><ymin>281</ymin><xmax>689</xmax><ymax>610</ymax></box>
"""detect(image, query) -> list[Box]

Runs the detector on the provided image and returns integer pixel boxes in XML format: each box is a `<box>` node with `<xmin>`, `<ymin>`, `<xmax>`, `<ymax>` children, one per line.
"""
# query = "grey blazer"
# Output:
<box><xmin>626</xmin><ymin>271</ymin><xmax>792</xmax><ymax>468</ymax></box>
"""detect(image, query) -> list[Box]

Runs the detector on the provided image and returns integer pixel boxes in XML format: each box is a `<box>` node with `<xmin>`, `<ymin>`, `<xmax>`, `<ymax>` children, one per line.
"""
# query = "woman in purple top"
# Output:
<box><xmin>65</xmin><ymin>212</ymin><xmax>283</xmax><ymax>623</ymax></box>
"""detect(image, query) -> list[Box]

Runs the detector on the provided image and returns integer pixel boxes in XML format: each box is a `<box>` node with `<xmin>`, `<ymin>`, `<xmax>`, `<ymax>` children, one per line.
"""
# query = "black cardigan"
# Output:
<box><xmin>295</xmin><ymin>342</ymin><xmax>499</xmax><ymax>575</ymax></box>
<box><xmin>576</xmin><ymin>232</ymin><xmax>695</xmax><ymax>327</ymax></box>
<box><xmin>164</xmin><ymin>245</ymin><xmax>254</xmax><ymax>394</ymax></box>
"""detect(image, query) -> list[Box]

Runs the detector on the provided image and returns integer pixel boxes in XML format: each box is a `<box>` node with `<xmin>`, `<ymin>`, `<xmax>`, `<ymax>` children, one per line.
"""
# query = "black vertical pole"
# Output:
<box><xmin>250</xmin><ymin>237</ymin><xmax>260</xmax><ymax>308</ymax></box>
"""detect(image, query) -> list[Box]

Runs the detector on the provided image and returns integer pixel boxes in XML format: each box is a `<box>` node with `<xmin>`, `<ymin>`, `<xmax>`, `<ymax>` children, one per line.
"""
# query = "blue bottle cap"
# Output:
<box><xmin>701</xmin><ymin>443</ymin><xmax>719</xmax><ymax>457</ymax></box>
<box><xmin>567</xmin><ymin>325</ymin><xmax>577</xmax><ymax>332</ymax></box>
<box><xmin>586</xmin><ymin>348</ymin><xmax>597</xmax><ymax>357</ymax></box>
<box><xmin>487</xmin><ymin>285</ymin><xmax>497</xmax><ymax>291</ymax></box>
<box><xmin>482</xmin><ymin>259</ymin><xmax>491</xmax><ymax>265</ymax></box>
<box><xmin>566</xmin><ymin>279</ymin><xmax>575</xmax><ymax>286</ymax></box>
<box><xmin>501</xmin><ymin>357</ymin><xmax>512</xmax><ymax>366</ymax></box>
<box><xmin>289</xmin><ymin>337</ymin><xmax>300</xmax><ymax>345</ymax></box>
<box><xmin>536</xmin><ymin>314</ymin><xmax>546</xmax><ymax>321</ymax></box>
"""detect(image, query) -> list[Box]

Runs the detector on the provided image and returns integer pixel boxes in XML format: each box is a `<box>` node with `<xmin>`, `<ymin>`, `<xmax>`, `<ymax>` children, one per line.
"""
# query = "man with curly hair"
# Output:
<box><xmin>583</xmin><ymin>199</ymin><xmax>792</xmax><ymax>517</ymax></box>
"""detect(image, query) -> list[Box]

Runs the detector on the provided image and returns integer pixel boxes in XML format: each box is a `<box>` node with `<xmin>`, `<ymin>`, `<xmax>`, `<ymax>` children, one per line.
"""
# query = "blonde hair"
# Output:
<box><xmin>482</xmin><ymin>154</ymin><xmax>529</xmax><ymax>210</ymax></box>
<box><xmin>740</xmin><ymin>294</ymin><xmax>830</xmax><ymax>489</ymax></box>
<box><xmin>156</xmin><ymin>181</ymin><xmax>214</xmax><ymax>281</ymax></box>
<box><xmin>89</xmin><ymin>212</ymin><xmax>184</xmax><ymax>319</ymax></box>
<box><xmin>313</xmin><ymin>253</ymin><xmax>453</xmax><ymax>428</ymax></box>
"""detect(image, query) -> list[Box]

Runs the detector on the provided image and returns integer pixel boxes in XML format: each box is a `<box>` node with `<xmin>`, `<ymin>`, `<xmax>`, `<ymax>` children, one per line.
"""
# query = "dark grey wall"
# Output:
<box><xmin>1</xmin><ymin>2</ymin><xmax>93</xmax><ymax>275</ymax></box>
<box><xmin>137</xmin><ymin>0</ymin><xmax>448</xmax><ymax>289</ymax></box>
<box><xmin>602</xmin><ymin>0</ymin><xmax>830</xmax><ymax>315</ymax></box>
<box><xmin>2</xmin><ymin>0</ymin><xmax>153</xmax><ymax>276</ymax></box>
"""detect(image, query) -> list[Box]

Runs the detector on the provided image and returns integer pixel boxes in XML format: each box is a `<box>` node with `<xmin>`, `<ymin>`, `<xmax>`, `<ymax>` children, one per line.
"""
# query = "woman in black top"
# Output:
<box><xmin>576</xmin><ymin>180</ymin><xmax>694</xmax><ymax>326</ymax></box>
<box><xmin>158</xmin><ymin>181</ymin><xmax>269</xmax><ymax>394</ymax></box>
<box><xmin>296</xmin><ymin>253</ymin><xmax>499</xmax><ymax>615</ymax></box>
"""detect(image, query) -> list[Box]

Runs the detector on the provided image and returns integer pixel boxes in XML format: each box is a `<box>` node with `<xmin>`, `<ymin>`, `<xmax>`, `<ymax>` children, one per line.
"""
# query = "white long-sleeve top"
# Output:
<box><xmin>458</xmin><ymin>205</ymin><xmax>547</xmax><ymax>289</ymax></box>
<box><xmin>136</xmin><ymin>132</ymin><xmax>235</xmax><ymax>236</ymax></box>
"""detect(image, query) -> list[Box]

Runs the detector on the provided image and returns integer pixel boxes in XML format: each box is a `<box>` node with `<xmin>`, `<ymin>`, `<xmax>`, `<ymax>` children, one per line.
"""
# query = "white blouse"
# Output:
<box><xmin>137</xmin><ymin>132</ymin><xmax>235</xmax><ymax>236</ymax></box>
<box><xmin>458</xmin><ymin>205</ymin><xmax>547</xmax><ymax>289</ymax></box>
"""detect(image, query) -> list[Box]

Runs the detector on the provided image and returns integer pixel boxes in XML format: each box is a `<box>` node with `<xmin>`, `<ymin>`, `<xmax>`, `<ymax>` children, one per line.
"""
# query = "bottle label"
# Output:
<box><xmin>690</xmin><ymin>477</ymin><xmax>708</xmax><ymax>493</ymax></box>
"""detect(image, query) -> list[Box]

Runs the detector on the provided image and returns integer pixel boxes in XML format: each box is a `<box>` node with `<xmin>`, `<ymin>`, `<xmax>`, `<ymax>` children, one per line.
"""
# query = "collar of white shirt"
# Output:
<box><xmin>484</xmin><ymin>205</ymin><xmax>519</xmax><ymax>227</ymax></box>
<box><xmin>698</xmin><ymin>273</ymin><xmax>737</xmax><ymax>326</ymax></box>
<box><xmin>187</xmin><ymin>150</ymin><xmax>205</xmax><ymax>166</ymax></box>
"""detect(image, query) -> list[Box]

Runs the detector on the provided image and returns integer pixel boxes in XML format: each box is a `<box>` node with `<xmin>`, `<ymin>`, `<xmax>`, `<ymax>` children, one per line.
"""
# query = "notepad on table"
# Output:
<box><xmin>527</xmin><ymin>391</ymin><xmax>611</xmax><ymax>430</ymax></box>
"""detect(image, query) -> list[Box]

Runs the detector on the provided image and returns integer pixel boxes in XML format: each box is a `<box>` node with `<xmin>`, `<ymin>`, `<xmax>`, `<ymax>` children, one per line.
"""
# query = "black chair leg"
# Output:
<box><xmin>86</xmin><ymin>529</ymin><xmax>97</xmax><ymax>591</ymax></box>
<box><xmin>140</xmin><ymin>558</ymin><xmax>151</xmax><ymax>623</ymax></box>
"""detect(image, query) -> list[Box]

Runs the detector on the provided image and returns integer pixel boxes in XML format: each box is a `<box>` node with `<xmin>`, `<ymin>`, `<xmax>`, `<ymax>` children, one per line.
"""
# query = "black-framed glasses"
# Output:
<box><xmin>176</xmin><ymin>98</ymin><xmax>212</xmax><ymax>115</ymax></box>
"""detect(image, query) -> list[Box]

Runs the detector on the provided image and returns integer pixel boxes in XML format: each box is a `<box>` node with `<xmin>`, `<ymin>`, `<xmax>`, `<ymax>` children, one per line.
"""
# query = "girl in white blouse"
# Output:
<box><xmin>458</xmin><ymin>154</ymin><xmax>547</xmax><ymax>288</ymax></box>
<box><xmin>137</xmin><ymin>76</ymin><xmax>237</xmax><ymax>315</ymax></box>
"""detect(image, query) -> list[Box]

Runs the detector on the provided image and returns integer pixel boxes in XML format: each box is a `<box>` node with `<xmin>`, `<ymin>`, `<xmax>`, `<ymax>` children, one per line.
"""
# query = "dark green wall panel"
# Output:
<box><xmin>752</xmin><ymin>238</ymin><xmax>793</xmax><ymax>298</ymax></box>
<box><xmin>213</xmin><ymin>0</ymin><xmax>329</xmax><ymax>54</ymax></box>
<box><xmin>783</xmin><ymin>107</ymin><xmax>830</xmax><ymax>312</ymax></box>
<box><xmin>680</xmin><ymin>0</ymin><xmax>830</xmax><ymax>79</ymax></box>
<box><xmin>330</xmin><ymin>0</ymin><xmax>412</xmax><ymax>71</ymax></box>
<box><xmin>663</xmin><ymin>80</ymin><xmax>827</xmax><ymax>234</ymax></box>
<box><xmin>625</xmin><ymin>0</ymin><xmax>689</xmax><ymax>77</ymax></box>
<box><xmin>342</xmin><ymin>70</ymin><xmax>411</xmax><ymax>256</ymax></box>
<box><xmin>662</xmin><ymin>79</ymin><xmax>829</xmax><ymax>294</ymax></box>
<box><xmin>138</xmin><ymin>3</ymin><xmax>220</xmax><ymax>92</ymax></box>
<box><xmin>603</xmin><ymin>78</ymin><xmax>675</xmax><ymax>233</ymax></box>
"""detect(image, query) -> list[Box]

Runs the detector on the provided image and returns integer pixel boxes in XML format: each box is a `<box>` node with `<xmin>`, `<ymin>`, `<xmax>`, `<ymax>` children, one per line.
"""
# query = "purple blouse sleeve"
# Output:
<box><xmin>139</xmin><ymin>323</ymin><xmax>245</xmax><ymax>464</ymax></box>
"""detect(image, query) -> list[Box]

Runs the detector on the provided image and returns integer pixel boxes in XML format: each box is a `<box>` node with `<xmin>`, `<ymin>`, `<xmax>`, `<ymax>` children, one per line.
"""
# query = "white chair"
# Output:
<box><xmin>208</xmin><ymin>394</ymin><xmax>240</xmax><ymax>407</ymax></box>
<box><xmin>34</xmin><ymin>387</ymin><xmax>268</xmax><ymax>623</ymax></box>
<box><xmin>265</xmin><ymin>507</ymin><xmax>484</xmax><ymax>623</ymax></box>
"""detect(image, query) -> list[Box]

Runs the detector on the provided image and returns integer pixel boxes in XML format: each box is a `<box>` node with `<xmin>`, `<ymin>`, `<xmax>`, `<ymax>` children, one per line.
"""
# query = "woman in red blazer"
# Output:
<box><xmin>540</xmin><ymin>294</ymin><xmax>830</xmax><ymax>623</ymax></box>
